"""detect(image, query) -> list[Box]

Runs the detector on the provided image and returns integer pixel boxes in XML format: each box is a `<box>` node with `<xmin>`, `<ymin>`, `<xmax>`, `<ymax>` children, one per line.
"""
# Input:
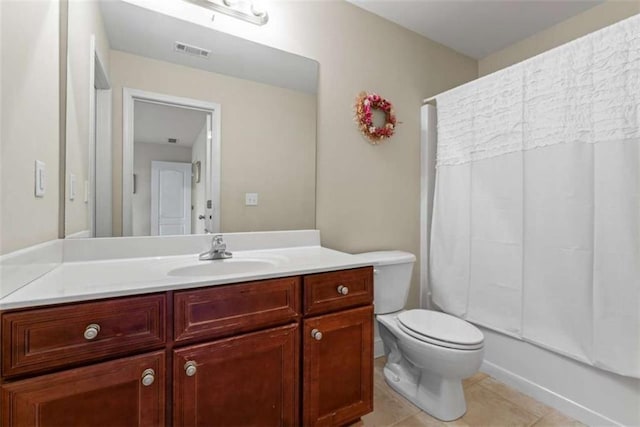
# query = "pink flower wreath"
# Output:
<box><xmin>354</xmin><ymin>91</ymin><xmax>397</xmax><ymax>144</ymax></box>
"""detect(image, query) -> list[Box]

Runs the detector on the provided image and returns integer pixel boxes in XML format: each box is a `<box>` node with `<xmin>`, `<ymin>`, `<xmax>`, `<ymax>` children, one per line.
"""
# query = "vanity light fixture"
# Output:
<box><xmin>183</xmin><ymin>0</ymin><xmax>269</xmax><ymax>26</ymax></box>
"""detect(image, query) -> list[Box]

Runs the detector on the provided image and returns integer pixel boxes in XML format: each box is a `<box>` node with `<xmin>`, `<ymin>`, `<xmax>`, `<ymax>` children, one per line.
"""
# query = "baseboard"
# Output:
<box><xmin>481</xmin><ymin>360</ymin><xmax>621</xmax><ymax>427</ymax></box>
<box><xmin>374</xmin><ymin>337</ymin><xmax>384</xmax><ymax>358</ymax></box>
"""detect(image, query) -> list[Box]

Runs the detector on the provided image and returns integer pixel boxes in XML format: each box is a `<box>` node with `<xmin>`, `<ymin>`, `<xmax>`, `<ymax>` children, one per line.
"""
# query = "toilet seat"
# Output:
<box><xmin>397</xmin><ymin>310</ymin><xmax>484</xmax><ymax>350</ymax></box>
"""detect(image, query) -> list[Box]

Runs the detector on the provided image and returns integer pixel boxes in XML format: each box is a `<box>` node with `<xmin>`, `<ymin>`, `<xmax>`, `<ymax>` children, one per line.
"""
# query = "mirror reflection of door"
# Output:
<box><xmin>132</xmin><ymin>100</ymin><xmax>211</xmax><ymax>236</ymax></box>
<box><xmin>150</xmin><ymin>161</ymin><xmax>191</xmax><ymax>236</ymax></box>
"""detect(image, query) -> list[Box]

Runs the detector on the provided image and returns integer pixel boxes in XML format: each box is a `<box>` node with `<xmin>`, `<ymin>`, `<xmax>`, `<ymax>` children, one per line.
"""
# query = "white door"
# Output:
<box><xmin>150</xmin><ymin>161</ymin><xmax>192</xmax><ymax>236</ymax></box>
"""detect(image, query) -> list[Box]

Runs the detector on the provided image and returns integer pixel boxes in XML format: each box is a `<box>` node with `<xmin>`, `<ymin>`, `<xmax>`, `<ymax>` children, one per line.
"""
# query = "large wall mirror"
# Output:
<box><xmin>65</xmin><ymin>0</ymin><xmax>318</xmax><ymax>238</ymax></box>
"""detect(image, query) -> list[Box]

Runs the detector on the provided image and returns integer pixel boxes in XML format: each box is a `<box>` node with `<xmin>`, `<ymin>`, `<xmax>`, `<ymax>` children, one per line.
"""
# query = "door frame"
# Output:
<box><xmin>122</xmin><ymin>88</ymin><xmax>221</xmax><ymax>236</ymax></box>
<box><xmin>93</xmin><ymin>39</ymin><xmax>112</xmax><ymax>238</ymax></box>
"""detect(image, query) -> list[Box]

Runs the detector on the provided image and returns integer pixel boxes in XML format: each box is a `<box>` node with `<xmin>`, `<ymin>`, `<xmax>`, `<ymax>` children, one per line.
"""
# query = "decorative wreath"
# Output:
<box><xmin>354</xmin><ymin>91</ymin><xmax>397</xmax><ymax>144</ymax></box>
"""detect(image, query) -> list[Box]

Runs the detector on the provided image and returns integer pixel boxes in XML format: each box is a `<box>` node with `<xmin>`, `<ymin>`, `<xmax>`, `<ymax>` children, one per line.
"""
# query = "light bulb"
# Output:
<box><xmin>250</xmin><ymin>1</ymin><xmax>266</xmax><ymax>17</ymax></box>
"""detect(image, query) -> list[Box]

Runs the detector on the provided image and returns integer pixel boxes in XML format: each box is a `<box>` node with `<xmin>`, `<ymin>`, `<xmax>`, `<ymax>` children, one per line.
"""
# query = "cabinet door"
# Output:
<box><xmin>1</xmin><ymin>351</ymin><xmax>165</xmax><ymax>427</ymax></box>
<box><xmin>303</xmin><ymin>306</ymin><xmax>373</xmax><ymax>427</ymax></box>
<box><xmin>173</xmin><ymin>323</ymin><xmax>299</xmax><ymax>427</ymax></box>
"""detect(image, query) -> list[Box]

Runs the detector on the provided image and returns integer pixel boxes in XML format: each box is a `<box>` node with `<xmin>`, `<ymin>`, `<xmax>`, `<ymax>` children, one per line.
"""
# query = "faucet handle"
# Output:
<box><xmin>199</xmin><ymin>234</ymin><xmax>232</xmax><ymax>260</ymax></box>
<box><xmin>211</xmin><ymin>235</ymin><xmax>227</xmax><ymax>252</ymax></box>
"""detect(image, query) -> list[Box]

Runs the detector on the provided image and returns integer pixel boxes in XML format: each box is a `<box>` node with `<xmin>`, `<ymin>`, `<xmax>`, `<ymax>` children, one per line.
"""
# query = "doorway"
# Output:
<box><xmin>122</xmin><ymin>89</ymin><xmax>221</xmax><ymax>236</ymax></box>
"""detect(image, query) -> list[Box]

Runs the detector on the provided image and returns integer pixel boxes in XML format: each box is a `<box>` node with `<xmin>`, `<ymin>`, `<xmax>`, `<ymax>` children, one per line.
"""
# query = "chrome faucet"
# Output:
<box><xmin>199</xmin><ymin>234</ymin><xmax>232</xmax><ymax>261</ymax></box>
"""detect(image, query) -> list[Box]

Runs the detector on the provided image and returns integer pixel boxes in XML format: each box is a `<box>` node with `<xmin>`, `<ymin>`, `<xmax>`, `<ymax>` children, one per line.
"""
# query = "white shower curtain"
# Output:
<box><xmin>430</xmin><ymin>14</ymin><xmax>640</xmax><ymax>378</ymax></box>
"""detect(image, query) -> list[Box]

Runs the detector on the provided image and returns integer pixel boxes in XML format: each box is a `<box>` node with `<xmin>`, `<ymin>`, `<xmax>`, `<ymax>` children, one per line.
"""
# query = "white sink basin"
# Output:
<box><xmin>168</xmin><ymin>258</ymin><xmax>279</xmax><ymax>277</ymax></box>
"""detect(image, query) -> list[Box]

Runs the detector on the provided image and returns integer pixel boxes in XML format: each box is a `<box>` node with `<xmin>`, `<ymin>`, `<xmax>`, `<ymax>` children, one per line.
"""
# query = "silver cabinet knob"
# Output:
<box><xmin>337</xmin><ymin>285</ymin><xmax>349</xmax><ymax>295</ymax></box>
<box><xmin>311</xmin><ymin>329</ymin><xmax>323</xmax><ymax>341</ymax></box>
<box><xmin>84</xmin><ymin>323</ymin><xmax>101</xmax><ymax>340</ymax></box>
<box><xmin>141</xmin><ymin>368</ymin><xmax>155</xmax><ymax>386</ymax></box>
<box><xmin>184</xmin><ymin>361</ymin><xmax>197</xmax><ymax>377</ymax></box>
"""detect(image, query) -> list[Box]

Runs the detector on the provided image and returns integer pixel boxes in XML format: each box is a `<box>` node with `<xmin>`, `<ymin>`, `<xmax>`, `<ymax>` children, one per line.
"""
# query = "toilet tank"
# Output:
<box><xmin>355</xmin><ymin>251</ymin><xmax>416</xmax><ymax>315</ymax></box>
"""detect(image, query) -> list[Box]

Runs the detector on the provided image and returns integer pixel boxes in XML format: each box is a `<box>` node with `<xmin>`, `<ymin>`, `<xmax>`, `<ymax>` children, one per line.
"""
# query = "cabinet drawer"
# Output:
<box><xmin>1</xmin><ymin>294</ymin><xmax>166</xmax><ymax>378</ymax></box>
<box><xmin>174</xmin><ymin>277</ymin><xmax>300</xmax><ymax>343</ymax></box>
<box><xmin>303</xmin><ymin>267</ymin><xmax>373</xmax><ymax>316</ymax></box>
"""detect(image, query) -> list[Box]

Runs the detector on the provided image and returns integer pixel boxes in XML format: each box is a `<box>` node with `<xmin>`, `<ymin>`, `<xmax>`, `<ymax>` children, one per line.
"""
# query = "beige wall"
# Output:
<box><xmin>65</xmin><ymin>0</ymin><xmax>110</xmax><ymax>236</ymax></box>
<box><xmin>193</xmin><ymin>2</ymin><xmax>477</xmax><ymax>308</ymax></box>
<box><xmin>479</xmin><ymin>1</ymin><xmax>640</xmax><ymax>76</ymax></box>
<box><xmin>0</xmin><ymin>0</ymin><xmax>60</xmax><ymax>255</ymax></box>
<box><xmin>109</xmin><ymin>50</ymin><xmax>317</xmax><ymax>235</ymax></box>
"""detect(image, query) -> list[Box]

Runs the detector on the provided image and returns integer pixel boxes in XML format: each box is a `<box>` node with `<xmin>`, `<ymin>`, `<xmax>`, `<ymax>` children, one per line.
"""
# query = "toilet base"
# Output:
<box><xmin>383</xmin><ymin>360</ymin><xmax>467</xmax><ymax>422</ymax></box>
<box><xmin>376</xmin><ymin>311</ymin><xmax>484</xmax><ymax>422</ymax></box>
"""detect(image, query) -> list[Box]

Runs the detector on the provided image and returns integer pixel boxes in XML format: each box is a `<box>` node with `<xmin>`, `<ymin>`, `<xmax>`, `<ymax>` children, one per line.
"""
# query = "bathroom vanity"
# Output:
<box><xmin>0</xmin><ymin>237</ymin><xmax>374</xmax><ymax>427</ymax></box>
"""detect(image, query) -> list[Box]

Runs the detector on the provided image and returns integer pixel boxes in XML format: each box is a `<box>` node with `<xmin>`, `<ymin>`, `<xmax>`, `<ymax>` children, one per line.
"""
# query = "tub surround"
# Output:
<box><xmin>0</xmin><ymin>230</ymin><xmax>374</xmax><ymax>310</ymax></box>
<box><xmin>479</xmin><ymin>326</ymin><xmax>639</xmax><ymax>427</ymax></box>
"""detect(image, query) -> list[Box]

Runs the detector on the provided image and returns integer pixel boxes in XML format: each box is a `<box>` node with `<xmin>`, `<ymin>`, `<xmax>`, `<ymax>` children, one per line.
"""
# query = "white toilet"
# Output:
<box><xmin>357</xmin><ymin>251</ymin><xmax>485</xmax><ymax>421</ymax></box>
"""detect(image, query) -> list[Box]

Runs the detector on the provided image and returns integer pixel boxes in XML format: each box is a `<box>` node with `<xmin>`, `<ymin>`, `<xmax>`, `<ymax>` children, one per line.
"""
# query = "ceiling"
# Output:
<box><xmin>134</xmin><ymin>101</ymin><xmax>208</xmax><ymax>147</ymax></box>
<box><xmin>347</xmin><ymin>0</ymin><xmax>603</xmax><ymax>59</ymax></box>
<box><xmin>100</xmin><ymin>1</ymin><xmax>318</xmax><ymax>93</ymax></box>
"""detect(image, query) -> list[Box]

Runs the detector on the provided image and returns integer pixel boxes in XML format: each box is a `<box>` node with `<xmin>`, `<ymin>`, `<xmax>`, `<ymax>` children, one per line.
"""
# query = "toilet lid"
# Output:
<box><xmin>398</xmin><ymin>310</ymin><xmax>484</xmax><ymax>347</ymax></box>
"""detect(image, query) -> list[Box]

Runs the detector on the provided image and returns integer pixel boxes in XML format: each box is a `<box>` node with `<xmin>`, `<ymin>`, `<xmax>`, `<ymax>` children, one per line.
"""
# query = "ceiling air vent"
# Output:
<box><xmin>174</xmin><ymin>41</ymin><xmax>211</xmax><ymax>59</ymax></box>
<box><xmin>168</xmin><ymin>138</ymin><xmax>178</xmax><ymax>143</ymax></box>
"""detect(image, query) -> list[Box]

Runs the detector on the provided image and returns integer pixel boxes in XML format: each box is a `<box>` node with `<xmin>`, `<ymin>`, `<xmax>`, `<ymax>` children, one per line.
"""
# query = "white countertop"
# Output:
<box><xmin>0</xmin><ymin>246</ymin><xmax>373</xmax><ymax>310</ymax></box>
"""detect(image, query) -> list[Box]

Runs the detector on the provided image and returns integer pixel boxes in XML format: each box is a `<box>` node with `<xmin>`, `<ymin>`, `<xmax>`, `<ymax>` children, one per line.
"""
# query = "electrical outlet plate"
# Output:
<box><xmin>245</xmin><ymin>192</ymin><xmax>258</xmax><ymax>206</ymax></box>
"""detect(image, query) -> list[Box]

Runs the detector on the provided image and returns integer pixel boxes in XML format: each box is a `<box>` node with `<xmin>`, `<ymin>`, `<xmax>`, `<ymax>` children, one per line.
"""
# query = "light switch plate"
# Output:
<box><xmin>69</xmin><ymin>173</ymin><xmax>76</xmax><ymax>201</ymax></box>
<box><xmin>245</xmin><ymin>192</ymin><xmax>258</xmax><ymax>206</ymax></box>
<box><xmin>34</xmin><ymin>160</ymin><xmax>45</xmax><ymax>197</ymax></box>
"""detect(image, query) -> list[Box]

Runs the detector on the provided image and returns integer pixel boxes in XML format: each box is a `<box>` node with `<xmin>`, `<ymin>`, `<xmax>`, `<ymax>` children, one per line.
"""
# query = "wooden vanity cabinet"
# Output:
<box><xmin>0</xmin><ymin>267</ymin><xmax>374</xmax><ymax>427</ymax></box>
<box><xmin>302</xmin><ymin>268</ymin><xmax>374</xmax><ymax>427</ymax></box>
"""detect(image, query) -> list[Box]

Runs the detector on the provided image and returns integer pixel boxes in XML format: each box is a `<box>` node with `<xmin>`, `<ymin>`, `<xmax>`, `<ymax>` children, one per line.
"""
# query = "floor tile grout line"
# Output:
<box><xmin>472</xmin><ymin>381</ymin><xmax>550</xmax><ymax>422</ymax></box>
<box><xmin>474</xmin><ymin>377</ymin><xmax>555</xmax><ymax>417</ymax></box>
<box><xmin>388</xmin><ymin>411</ymin><xmax>422</xmax><ymax>427</ymax></box>
<box><xmin>528</xmin><ymin>413</ymin><xmax>547</xmax><ymax>427</ymax></box>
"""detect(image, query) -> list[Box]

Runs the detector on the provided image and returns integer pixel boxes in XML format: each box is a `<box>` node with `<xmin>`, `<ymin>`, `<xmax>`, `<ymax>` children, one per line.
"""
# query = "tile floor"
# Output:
<box><xmin>352</xmin><ymin>358</ymin><xmax>585</xmax><ymax>427</ymax></box>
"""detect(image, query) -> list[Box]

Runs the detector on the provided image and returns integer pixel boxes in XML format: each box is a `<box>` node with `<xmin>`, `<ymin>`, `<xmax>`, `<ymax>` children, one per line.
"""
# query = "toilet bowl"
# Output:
<box><xmin>356</xmin><ymin>251</ymin><xmax>484</xmax><ymax>421</ymax></box>
<box><xmin>377</xmin><ymin>310</ymin><xmax>484</xmax><ymax>421</ymax></box>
